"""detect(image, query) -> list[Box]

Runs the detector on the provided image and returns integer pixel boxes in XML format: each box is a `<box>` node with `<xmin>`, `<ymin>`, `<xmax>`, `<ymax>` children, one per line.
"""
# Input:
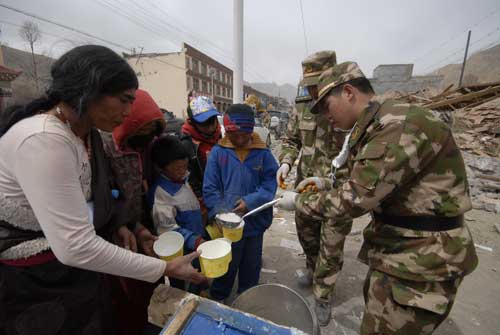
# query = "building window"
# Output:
<box><xmin>219</xmin><ymin>71</ymin><xmax>223</xmax><ymax>82</ymax></box>
<box><xmin>192</xmin><ymin>58</ymin><xmax>199</xmax><ymax>73</ymax></box>
<box><xmin>187</xmin><ymin>76</ymin><xmax>192</xmax><ymax>90</ymax></box>
<box><xmin>193</xmin><ymin>78</ymin><xmax>200</xmax><ymax>91</ymax></box>
<box><xmin>202</xmin><ymin>80</ymin><xmax>208</xmax><ymax>94</ymax></box>
<box><xmin>216</xmin><ymin>85</ymin><xmax>220</xmax><ymax>96</ymax></box>
<box><xmin>229</xmin><ymin>88</ymin><xmax>232</xmax><ymax>98</ymax></box>
<box><xmin>201</xmin><ymin>62</ymin><xmax>207</xmax><ymax>77</ymax></box>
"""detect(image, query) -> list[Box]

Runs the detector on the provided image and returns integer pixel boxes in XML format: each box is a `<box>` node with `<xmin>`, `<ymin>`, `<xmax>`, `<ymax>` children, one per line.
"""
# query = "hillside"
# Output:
<box><xmin>431</xmin><ymin>43</ymin><xmax>500</xmax><ymax>88</ymax></box>
<box><xmin>248</xmin><ymin>82</ymin><xmax>297</xmax><ymax>103</ymax></box>
<box><xmin>1</xmin><ymin>45</ymin><xmax>54</xmax><ymax>104</ymax></box>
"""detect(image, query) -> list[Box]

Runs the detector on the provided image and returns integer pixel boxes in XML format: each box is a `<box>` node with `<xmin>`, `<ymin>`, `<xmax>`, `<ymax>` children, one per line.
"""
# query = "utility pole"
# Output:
<box><xmin>233</xmin><ymin>0</ymin><xmax>243</xmax><ymax>103</ymax></box>
<box><xmin>458</xmin><ymin>30</ymin><xmax>471</xmax><ymax>88</ymax></box>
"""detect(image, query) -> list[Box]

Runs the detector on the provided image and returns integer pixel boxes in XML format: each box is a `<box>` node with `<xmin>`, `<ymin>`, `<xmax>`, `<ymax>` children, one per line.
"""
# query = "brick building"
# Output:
<box><xmin>125</xmin><ymin>42</ymin><xmax>233</xmax><ymax>118</ymax></box>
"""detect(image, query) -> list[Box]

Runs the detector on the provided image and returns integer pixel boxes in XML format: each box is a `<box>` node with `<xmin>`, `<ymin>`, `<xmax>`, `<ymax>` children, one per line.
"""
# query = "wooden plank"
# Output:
<box><xmin>148</xmin><ymin>286</ymin><xmax>192</xmax><ymax>328</ymax></box>
<box><xmin>477</xmin><ymin>174</ymin><xmax>500</xmax><ymax>183</ymax></box>
<box><xmin>164</xmin><ymin>298</ymin><xmax>199</xmax><ymax>335</ymax></box>
<box><xmin>460</xmin><ymin>80</ymin><xmax>500</xmax><ymax>91</ymax></box>
<box><xmin>464</xmin><ymin>93</ymin><xmax>500</xmax><ymax>109</ymax></box>
<box><xmin>424</xmin><ymin>85</ymin><xmax>500</xmax><ymax>109</ymax></box>
<box><xmin>430</xmin><ymin>84</ymin><xmax>455</xmax><ymax>101</ymax></box>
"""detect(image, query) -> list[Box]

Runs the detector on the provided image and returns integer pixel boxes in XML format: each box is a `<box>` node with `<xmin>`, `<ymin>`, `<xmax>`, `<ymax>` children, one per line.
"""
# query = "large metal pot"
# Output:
<box><xmin>231</xmin><ymin>284</ymin><xmax>320</xmax><ymax>335</ymax></box>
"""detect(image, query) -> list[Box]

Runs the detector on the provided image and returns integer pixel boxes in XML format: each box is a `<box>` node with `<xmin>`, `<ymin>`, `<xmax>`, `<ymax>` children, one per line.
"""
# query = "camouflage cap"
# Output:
<box><xmin>311</xmin><ymin>61</ymin><xmax>366</xmax><ymax>114</ymax></box>
<box><xmin>301</xmin><ymin>50</ymin><xmax>337</xmax><ymax>87</ymax></box>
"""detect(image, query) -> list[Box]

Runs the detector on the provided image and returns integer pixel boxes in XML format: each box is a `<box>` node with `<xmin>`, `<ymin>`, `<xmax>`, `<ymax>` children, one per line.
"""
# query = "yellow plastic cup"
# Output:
<box><xmin>153</xmin><ymin>231</ymin><xmax>184</xmax><ymax>261</ymax></box>
<box><xmin>206</xmin><ymin>223</ymin><xmax>223</xmax><ymax>240</ymax></box>
<box><xmin>222</xmin><ymin>220</ymin><xmax>244</xmax><ymax>242</ymax></box>
<box><xmin>197</xmin><ymin>239</ymin><xmax>232</xmax><ymax>278</ymax></box>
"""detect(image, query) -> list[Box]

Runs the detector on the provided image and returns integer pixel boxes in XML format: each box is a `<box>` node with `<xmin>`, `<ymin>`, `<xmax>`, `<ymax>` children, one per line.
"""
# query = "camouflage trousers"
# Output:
<box><xmin>360</xmin><ymin>270</ymin><xmax>463</xmax><ymax>335</ymax></box>
<box><xmin>295</xmin><ymin>210</ymin><xmax>353</xmax><ymax>301</ymax></box>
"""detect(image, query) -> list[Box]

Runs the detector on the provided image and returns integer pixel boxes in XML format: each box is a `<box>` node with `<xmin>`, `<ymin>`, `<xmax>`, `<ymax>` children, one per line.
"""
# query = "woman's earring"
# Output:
<box><xmin>56</xmin><ymin>106</ymin><xmax>71</xmax><ymax>128</ymax></box>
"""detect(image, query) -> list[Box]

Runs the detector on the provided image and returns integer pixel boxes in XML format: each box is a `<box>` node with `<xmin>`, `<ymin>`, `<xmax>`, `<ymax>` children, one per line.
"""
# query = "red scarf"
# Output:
<box><xmin>181</xmin><ymin>120</ymin><xmax>221</xmax><ymax>166</ymax></box>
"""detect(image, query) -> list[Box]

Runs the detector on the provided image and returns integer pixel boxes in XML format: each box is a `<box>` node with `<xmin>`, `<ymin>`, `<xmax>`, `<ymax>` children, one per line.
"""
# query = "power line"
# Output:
<box><xmin>93</xmin><ymin>0</ymin><xmax>272</xmax><ymax>82</ymax></box>
<box><xmin>0</xmin><ymin>19</ymin><xmax>69</xmax><ymax>40</ymax></box>
<box><xmin>421</xmin><ymin>25</ymin><xmax>500</xmax><ymax>73</ymax></box>
<box><xmin>413</xmin><ymin>4</ymin><xmax>500</xmax><ymax>65</ymax></box>
<box><xmin>298</xmin><ymin>0</ymin><xmax>309</xmax><ymax>57</ymax></box>
<box><xmin>138</xmin><ymin>0</ymin><xmax>272</xmax><ymax>82</ymax></box>
<box><xmin>0</xmin><ymin>5</ymin><xmax>187</xmax><ymax>71</ymax></box>
<box><xmin>477</xmin><ymin>38</ymin><xmax>500</xmax><ymax>53</ymax></box>
<box><xmin>0</xmin><ymin>2</ymin><xmax>133</xmax><ymax>52</ymax></box>
<box><xmin>140</xmin><ymin>0</ymin><xmax>272</xmax><ymax>82</ymax></box>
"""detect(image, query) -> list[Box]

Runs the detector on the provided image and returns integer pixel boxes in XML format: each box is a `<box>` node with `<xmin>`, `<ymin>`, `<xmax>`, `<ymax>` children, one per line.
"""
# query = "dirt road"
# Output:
<box><xmin>252</xmin><ymin>206</ymin><xmax>500</xmax><ymax>335</ymax></box>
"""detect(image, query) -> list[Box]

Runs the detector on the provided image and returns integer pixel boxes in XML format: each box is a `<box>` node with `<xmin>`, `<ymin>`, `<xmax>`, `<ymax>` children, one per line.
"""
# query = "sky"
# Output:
<box><xmin>1</xmin><ymin>0</ymin><xmax>500</xmax><ymax>85</ymax></box>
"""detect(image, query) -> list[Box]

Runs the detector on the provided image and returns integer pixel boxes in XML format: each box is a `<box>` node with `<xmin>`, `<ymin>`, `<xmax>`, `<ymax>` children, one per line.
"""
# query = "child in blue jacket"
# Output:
<box><xmin>148</xmin><ymin>135</ymin><xmax>205</xmax><ymax>253</ymax></box>
<box><xmin>203</xmin><ymin>104</ymin><xmax>278</xmax><ymax>300</ymax></box>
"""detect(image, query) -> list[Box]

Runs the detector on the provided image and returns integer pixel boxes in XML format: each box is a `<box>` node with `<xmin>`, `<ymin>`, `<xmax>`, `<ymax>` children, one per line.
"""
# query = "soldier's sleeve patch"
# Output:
<box><xmin>295</xmin><ymin>85</ymin><xmax>312</xmax><ymax>103</ymax></box>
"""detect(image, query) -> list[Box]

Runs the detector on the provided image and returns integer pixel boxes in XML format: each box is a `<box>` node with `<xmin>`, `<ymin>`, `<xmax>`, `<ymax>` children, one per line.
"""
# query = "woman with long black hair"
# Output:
<box><xmin>0</xmin><ymin>45</ymin><xmax>205</xmax><ymax>334</ymax></box>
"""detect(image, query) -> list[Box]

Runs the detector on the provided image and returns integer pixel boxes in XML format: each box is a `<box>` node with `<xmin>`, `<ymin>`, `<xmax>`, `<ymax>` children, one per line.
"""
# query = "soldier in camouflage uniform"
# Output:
<box><xmin>278</xmin><ymin>61</ymin><xmax>478</xmax><ymax>334</ymax></box>
<box><xmin>277</xmin><ymin>51</ymin><xmax>353</xmax><ymax>325</ymax></box>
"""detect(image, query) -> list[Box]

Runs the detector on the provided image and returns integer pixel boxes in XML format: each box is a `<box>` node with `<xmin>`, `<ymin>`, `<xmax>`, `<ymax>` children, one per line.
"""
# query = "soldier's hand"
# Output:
<box><xmin>296</xmin><ymin>177</ymin><xmax>332</xmax><ymax>193</ymax></box>
<box><xmin>277</xmin><ymin>191</ymin><xmax>298</xmax><ymax>211</ymax></box>
<box><xmin>276</xmin><ymin>163</ymin><xmax>291</xmax><ymax>189</ymax></box>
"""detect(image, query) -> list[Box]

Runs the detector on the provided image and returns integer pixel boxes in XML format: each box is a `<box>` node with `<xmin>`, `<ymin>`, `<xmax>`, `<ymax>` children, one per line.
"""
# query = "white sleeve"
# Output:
<box><xmin>151</xmin><ymin>188</ymin><xmax>180</xmax><ymax>235</ymax></box>
<box><xmin>14</xmin><ymin>133</ymin><xmax>166</xmax><ymax>283</ymax></box>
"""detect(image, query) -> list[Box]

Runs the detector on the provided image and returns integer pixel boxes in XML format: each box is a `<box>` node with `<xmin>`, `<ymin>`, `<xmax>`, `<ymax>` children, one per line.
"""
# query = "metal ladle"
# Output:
<box><xmin>215</xmin><ymin>197</ymin><xmax>282</xmax><ymax>228</ymax></box>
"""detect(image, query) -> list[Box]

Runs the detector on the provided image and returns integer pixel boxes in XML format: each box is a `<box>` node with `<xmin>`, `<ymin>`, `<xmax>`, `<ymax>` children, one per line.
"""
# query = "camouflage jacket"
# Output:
<box><xmin>279</xmin><ymin>98</ymin><xmax>345</xmax><ymax>185</ymax></box>
<box><xmin>296</xmin><ymin>99</ymin><xmax>478</xmax><ymax>281</ymax></box>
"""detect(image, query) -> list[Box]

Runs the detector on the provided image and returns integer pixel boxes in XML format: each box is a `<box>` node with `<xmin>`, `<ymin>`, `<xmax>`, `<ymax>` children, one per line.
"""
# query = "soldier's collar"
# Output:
<box><xmin>348</xmin><ymin>101</ymin><xmax>382</xmax><ymax>148</ymax></box>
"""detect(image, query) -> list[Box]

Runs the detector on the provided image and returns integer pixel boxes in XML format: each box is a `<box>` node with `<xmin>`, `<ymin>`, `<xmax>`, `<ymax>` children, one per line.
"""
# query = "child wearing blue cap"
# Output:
<box><xmin>203</xmin><ymin>104</ymin><xmax>279</xmax><ymax>300</ymax></box>
<box><xmin>181</xmin><ymin>96</ymin><xmax>222</xmax><ymax>229</ymax></box>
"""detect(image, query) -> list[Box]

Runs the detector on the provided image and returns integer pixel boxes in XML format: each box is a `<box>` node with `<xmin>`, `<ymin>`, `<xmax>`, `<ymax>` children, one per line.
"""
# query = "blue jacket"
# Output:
<box><xmin>147</xmin><ymin>174</ymin><xmax>204</xmax><ymax>251</ymax></box>
<box><xmin>203</xmin><ymin>134</ymin><xmax>279</xmax><ymax>237</ymax></box>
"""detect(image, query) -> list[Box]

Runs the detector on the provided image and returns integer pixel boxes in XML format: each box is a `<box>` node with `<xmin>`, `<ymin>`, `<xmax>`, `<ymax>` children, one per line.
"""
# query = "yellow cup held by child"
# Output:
<box><xmin>222</xmin><ymin>220</ymin><xmax>244</xmax><ymax>242</ymax></box>
<box><xmin>206</xmin><ymin>223</ymin><xmax>223</xmax><ymax>240</ymax></box>
<box><xmin>153</xmin><ymin>231</ymin><xmax>184</xmax><ymax>261</ymax></box>
<box><xmin>197</xmin><ymin>238</ymin><xmax>232</xmax><ymax>278</ymax></box>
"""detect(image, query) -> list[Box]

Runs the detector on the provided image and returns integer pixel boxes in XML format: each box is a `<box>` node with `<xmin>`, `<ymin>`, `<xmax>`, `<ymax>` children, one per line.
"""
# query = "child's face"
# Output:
<box><xmin>162</xmin><ymin>158</ymin><xmax>189</xmax><ymax>181</ymax></box>
<box><xmin>226</xmin><ymin>131</ymin><xmax>252</xmax><ymax>149</ymax></box>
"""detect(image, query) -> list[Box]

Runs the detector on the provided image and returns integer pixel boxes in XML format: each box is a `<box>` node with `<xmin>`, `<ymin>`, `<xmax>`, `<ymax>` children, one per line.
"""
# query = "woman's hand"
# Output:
<box><xmin>135</xmin><ymin>225</ymin><xmax>158</xmax><ymax>257</ymax></box>
<box><xmin>113</xmin><ymin>226</ymin><xmax>138</xmax><ymax>252</ymax></box>
<box><xmin>164</xmin><ymin>251</ymin><xmax>207</xmax><ymax>284</ymax></box>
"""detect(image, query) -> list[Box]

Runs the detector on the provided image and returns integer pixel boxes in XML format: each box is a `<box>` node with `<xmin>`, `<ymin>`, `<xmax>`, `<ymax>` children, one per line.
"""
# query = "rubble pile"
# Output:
<box><xmin>463</xmin><ymin>152</ymin><xmax>500</xmax><ymax>214</ymax></box>
<box><xmin>384</xmin><ymin>82</ymin><xmax>500</xmax><ymax>156</ymax></box>
<box><xmin>422</xmin><ymin>81</ymin><xmax>500</xmax><ymax>156</ymax></box>
<box><xmin>453</xmin><ymin>97</ymin><xmax>500</xmax><ymax>157</ymax></box>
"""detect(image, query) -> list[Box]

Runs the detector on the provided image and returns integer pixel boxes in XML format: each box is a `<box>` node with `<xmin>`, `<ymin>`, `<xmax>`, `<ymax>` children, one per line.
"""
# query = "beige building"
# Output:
<box><xmin>125</xmin><ymin>43</ymin><xmax>233</xmax><ymax>118</ymax></box>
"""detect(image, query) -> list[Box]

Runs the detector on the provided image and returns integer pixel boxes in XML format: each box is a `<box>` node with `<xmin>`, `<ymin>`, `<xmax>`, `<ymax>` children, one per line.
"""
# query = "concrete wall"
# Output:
<box><xmin>370</xmin><ymin>75</ymin><xmax>444</xmax><ymax>95</ymax></box>
<box><xmin>128</xmin><ymin>52</ymin><xmax>188</xmax><ymax>118</ymax></box>
<box><xmin>370</xmin><ymin>64</ymin><xmax>443</xmax><ymax>94</ymax></box>
<box><xmin>373</xmin><ymin>64</ymin><xmax>413</xmax><ymax>81</ymax></box>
